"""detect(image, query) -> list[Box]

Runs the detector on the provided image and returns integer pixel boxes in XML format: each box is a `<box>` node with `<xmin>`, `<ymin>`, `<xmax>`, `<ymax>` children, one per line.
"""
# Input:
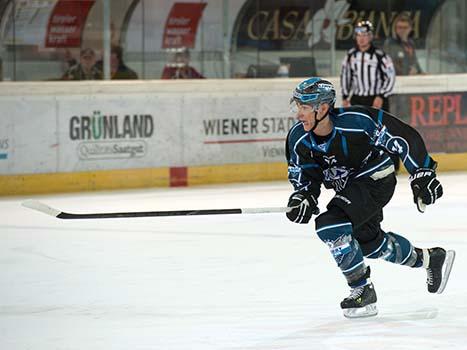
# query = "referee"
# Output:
<box><xmin>340</xmin><ymin>20</ymin><xmax>395</xmax><ymax>111</ymax></box>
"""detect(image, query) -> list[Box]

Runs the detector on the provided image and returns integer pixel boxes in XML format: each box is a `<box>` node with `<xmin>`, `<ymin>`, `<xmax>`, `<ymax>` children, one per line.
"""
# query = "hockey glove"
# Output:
<box><xmin>410</xmin><ymin>168</ymin><xmax>443</xmax><ymax>213</ymax></box>
<box><xmin>286</xmin><ymin>191</ymin><xmax>319</xmax><ymax>224</ymax></box>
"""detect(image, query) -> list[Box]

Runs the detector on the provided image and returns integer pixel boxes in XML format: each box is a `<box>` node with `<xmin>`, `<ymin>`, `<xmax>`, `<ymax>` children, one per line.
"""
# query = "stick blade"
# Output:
<box><xmin>22</xmin><ymin>200</ymin><xmax>62</xmax><ymax>217</ymax></box>
<box><xmin>417</xmin><ymin>197</ymin><xmax>427</xmax><ymax>213</ymax></box>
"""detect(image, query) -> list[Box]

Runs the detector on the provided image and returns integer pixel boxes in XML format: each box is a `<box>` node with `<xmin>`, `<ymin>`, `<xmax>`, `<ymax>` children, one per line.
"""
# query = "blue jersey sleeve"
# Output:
<box><xmin>334</xmin><ymin>106</ymin><xmax>436</xmax><ymax>174</ymax></box>
<box><xmin>285</xmin><ymin>124</ymin><xmax>323</xmax><ymax>197</ymax></box>
<box><xmin>369</xmin><ymin>108</ymin><xmax>436</xmax><ymax>173</ymax></box>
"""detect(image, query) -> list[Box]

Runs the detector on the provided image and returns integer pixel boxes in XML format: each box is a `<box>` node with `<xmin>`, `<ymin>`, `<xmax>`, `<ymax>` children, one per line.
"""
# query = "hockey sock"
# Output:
<box><xmin>365</xmin><ymin>231</ymin><xmax>422</xmax><ymax>267</ymax></box>
<box><xmin>316</xmin><ymin>221</ymin><xmax>367</xmax><ymax>286</ymax></box>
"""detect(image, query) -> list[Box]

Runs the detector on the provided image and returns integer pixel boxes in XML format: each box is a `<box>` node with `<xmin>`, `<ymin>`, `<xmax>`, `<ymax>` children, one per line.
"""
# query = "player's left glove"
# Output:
<box><xmin>286</xmin><ymin>191</ymin><xmax>319</xmax><ymax>224</ymax></box>
<box><xmin>409</xmin><ymin>168</ymin><xmax>443</xmax><ymax>213</ymax></box>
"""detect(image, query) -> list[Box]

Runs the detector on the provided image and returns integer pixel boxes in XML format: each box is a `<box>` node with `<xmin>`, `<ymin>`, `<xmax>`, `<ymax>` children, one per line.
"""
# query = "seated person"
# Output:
<box><xmin>161</xmin><ymin>48</ymin><xmax>204</xmax><ymax>79</ymax></box>
<box><xmin>94</xmin><ymin>46</ymin><xmax>138</xmax><ymax>80</ymax></box>
<box><xmin>110</xmin><ymin>45</ymin><xmax>138</xmax><ymax>80</ymax></box>
<box><xmin>62</xmin><ymin>48</ymin><xmax>103</xmax><ymax>80</ymax></box>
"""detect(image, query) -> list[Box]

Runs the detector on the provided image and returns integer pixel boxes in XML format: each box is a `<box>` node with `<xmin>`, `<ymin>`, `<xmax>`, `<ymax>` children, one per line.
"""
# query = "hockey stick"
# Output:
<box><xmin>21</xmin><ymin>200</ymin><xmax>291</xmax><ymax>220</ymax></box>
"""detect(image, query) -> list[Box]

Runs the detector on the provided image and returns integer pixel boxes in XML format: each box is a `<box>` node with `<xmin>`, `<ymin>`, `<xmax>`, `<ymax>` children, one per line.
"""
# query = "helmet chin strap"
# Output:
<box><xmin>310</xmin><ymin>106</ymin><xmax>330</xmax><ymax>132</ymax></box>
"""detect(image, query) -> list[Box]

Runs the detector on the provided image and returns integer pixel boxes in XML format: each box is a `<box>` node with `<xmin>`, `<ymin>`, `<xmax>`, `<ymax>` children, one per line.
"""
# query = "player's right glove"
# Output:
<box><xmin>286</xmin><ymin>191</ymin><xmax>319</xmax><ymax>224</ymax></box>
<box><xmin>409</xmin><ymin>168</ymin><xmax>443</xmax><ymax>213</ymax></box>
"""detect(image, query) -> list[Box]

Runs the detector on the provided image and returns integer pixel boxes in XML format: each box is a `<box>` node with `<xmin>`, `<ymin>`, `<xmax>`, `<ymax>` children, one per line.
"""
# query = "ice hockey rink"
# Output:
<box><xmin>1</xmin><ymin>172</ymin><xmax>466</xmax><ymax>350</ymax></box>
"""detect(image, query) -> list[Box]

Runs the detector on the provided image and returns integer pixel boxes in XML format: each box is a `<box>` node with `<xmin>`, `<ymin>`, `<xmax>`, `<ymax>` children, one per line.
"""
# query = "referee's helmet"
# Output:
<box><xmin>354</xmin><ymin>20</ymin><xmax>374</xmax><ymax>35</ymax></box>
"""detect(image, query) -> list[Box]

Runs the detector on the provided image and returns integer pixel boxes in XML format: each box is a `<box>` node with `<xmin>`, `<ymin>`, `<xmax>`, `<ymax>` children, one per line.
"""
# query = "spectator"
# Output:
<box><xmin>62</xmin><ymin>49</ymin><xmax>77</xmax><ymax>72</ymax></box>
<box><xmin>110</xmin><ymin>45</ymin><xmax>138</xmax><ymax>80</ymax></box>
<box><xmin>62</xmin><ymin>48</ymin><xmax>103</xmax><ymax>80</ymax></box>
<box><xmin>384</xmin><ymin>13</ymin><xmax>423</xmax><ymax>75</ymax></box>
<box><xmin>94</xmin><ymin>46</ymin><xmax>138</xmax><ymax>80</ymax></box>
<box><xmin>161</xmin><ymin>48</ymin><xmax>204</xmax><ymax>79</ymax></box>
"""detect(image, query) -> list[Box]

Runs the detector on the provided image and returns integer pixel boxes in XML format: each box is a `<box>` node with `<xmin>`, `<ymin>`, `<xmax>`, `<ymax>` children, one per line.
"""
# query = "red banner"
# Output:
<box><xmin>45</xmin><ymin>0</ymin><xmax>95</xmax><ymax>48</ymax></box>
<box><xmin>390</xmin><ymin>91</ymin><xmax>467</xmax><ymax>153</ymax></box>
<box><xmin>162</xmin><ymin>2</ymin><xmax>207</xmax><ymax>49</ymax></box>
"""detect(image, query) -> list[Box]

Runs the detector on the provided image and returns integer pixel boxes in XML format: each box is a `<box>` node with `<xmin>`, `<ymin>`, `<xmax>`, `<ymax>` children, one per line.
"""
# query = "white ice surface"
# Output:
<box><xmin>1</xmin><ymin>173</ymin><xmax>467</xmax><ymax>350</ymax></box>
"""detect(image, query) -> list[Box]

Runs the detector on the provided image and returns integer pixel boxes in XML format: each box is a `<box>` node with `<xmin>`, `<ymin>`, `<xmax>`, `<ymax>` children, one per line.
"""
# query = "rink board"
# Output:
<box><xmin>1</xmin><ymin>75</ymin><xmax>466</xmax><ymax>195</ymax></box>
<box><xmin>1</xmin><ymin>152</ymin><xmax>466</xmax><ymax>195</ymax></box>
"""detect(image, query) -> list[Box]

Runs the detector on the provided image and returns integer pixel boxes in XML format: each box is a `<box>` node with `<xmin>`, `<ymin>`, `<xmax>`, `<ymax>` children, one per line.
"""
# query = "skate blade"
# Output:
<box><xmin>343</xmin><ymin>303</ymin><xmax>378</xmax><ymax>319</ymax></box>
<box><xmin>436</xmin><ymin>250</ymin><xmax>456</xmax><ymax>294</ymax></box>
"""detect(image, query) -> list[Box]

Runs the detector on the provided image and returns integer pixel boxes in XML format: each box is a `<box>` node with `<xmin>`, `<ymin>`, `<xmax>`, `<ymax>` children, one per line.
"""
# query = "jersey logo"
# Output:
<box><xmin>323</xmin><ymin>156</ymin><xmax>350</xmax><ymax>191</ymax></box>
<box><xmin>391</xmin><ymin>140</ymin><xmax>403</xmax><ymax>153</ymax></box>
<box><xmin>386</xmin><ymin>136</ymin><xmax>409</xmax><ymax>156</ymax></box>
<box><xmin>373</xmin><ymin>126</ymin><xmax>388</xmax><ymax>147</ymax></box>
<box><xmin>324</xmin><ymin>167</ymin><xmax>350</xmax><ymax>191</ymax></box>
<box><xmin>323</xmin><ymin>155</ymin><xmax>337</xmax><ymax>165</ymax></box>
<box><xmin>317</xmin><ymin>143</ymin><xmax>327</xmax><ymax>152</ymax></box>
<box><xmin>288</xmin><ymin>165</ymin><xmax>301</xmax><ymax>174</ymax></box>
<box><xmin>288</xmin><ymin>165</ymin><xmax>303</xmax><ymax>188</ymax></box>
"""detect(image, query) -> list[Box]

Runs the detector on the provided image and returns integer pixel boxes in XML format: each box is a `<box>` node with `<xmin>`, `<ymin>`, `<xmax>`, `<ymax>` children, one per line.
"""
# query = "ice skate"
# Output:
<box><xmin>422</xmin><ymin>247</ymin><xmax>456</xmax><ymax>294</ymax></box>
<box><xmin>340</xmin><ymin>281</ymin><xmax>378</xmax><ymax>318</ymax></box>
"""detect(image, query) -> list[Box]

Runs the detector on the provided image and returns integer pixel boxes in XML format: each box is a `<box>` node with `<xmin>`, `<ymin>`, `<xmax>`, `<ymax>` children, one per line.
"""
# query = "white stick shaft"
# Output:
<box><xmin>242</xmin><ymin>207</ymin><xmax>290</xmax><ymax>214</ymax></box>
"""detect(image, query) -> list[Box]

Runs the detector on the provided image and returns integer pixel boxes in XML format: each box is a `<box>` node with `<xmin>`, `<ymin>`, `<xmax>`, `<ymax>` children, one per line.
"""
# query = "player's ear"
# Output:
<box><xmin>320</xmin><ymin>103</ymin><xmax>330</xmax><ymax>115</ymax></box>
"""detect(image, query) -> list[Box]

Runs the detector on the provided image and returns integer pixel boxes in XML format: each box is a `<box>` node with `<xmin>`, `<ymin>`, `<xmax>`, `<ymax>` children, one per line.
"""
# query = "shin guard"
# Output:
<box><xmin>316</xmin><ymin>222</ymin><xmax>366</xmax><ymax>286</ymax></box>
<box><xmin>365</xmin><ymin>231</ymin><xmax>419</xmax><ymax>266</ymax></box>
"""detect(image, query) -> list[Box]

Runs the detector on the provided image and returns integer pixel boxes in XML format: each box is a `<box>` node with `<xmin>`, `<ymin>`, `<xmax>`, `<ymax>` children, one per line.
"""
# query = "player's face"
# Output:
<box><xmin>295</xmin><ymin>103</ymin><xmax>318</xmax><ymax>131</ymax></box>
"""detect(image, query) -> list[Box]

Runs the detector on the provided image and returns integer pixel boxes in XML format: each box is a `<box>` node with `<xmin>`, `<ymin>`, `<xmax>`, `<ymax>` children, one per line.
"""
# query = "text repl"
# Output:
<box><xmin>70</xmin><ymin>113</ymin><xmax>154</xmax><ymax>140</ymax></box>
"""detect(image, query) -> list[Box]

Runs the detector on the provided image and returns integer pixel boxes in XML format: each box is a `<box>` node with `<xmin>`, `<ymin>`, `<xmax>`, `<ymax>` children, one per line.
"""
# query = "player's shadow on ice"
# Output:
<box><xmin>374</xmin><ymin>307</ymin><xmax>438</xmax><ymax>321</ymax></box>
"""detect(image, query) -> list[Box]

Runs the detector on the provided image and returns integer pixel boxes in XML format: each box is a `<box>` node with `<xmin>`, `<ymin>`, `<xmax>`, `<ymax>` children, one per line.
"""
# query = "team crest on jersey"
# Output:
<box><xmin>322</xmin><ymin>156</ymin><xmax>350</xmax><ymax>191</ymax></box>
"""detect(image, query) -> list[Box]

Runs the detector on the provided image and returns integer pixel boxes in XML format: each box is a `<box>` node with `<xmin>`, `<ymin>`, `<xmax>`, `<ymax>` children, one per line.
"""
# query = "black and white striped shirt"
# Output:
<box><xmin>340</xmin><ymin>45</ymin><xmax>395</xmax><ymax>99</ymax></box>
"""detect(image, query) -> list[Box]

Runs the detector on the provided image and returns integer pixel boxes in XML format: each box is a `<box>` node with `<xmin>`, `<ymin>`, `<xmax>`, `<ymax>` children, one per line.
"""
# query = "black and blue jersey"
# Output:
<box><xmin>286</xmin><ymin>106</ymin><xmax>435</xmax><ymax>197</ymax></box>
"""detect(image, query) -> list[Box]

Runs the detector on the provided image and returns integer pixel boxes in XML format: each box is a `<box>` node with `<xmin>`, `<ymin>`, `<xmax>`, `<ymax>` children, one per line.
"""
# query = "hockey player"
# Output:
<box><xmin>285</xmin><ymin>77</ymin><xmax>455</xmax><ymax>318</ymax></box>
